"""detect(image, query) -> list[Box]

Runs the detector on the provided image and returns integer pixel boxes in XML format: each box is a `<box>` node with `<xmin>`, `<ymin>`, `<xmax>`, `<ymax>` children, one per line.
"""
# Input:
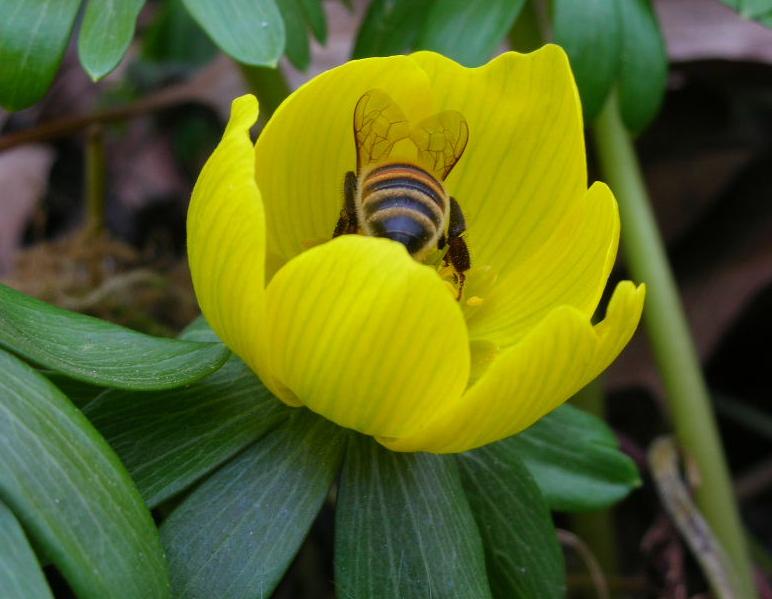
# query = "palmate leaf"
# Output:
<box><xmin>458</xmin><ymin>445</ymin><xmax>564</xmax><ymax>599</ymax></box>
<box><xmin>142</xmin><ymin>0</ymin><xmax>218</xmax><ymax>68</ymax></box>
<box><xmin>0</xmin><ymin>348</ymin><xmax>169</xmax><ymax>599</ymax></box>
<box><xmin>78</xmin><ymin>0</ymin><xmax>146</xmax><ymax>80</ymax></box>
<box><xmin>720</xmin><ymin>0</ymin><xmax>772</xmax><ymax>18</ymax></box>
<box><xmin>0</xmin><ymin>0</ymin><xmax>81</xmax><ymax>110</ymax></box>
<box><xmin>552</xmin><ymin>0</ymin><xmax>667</xmax><ymax>130</ymax></box>
<box><xmin>506</xmin><ymin>404</ymin><xmax>640</xmax><ymax>512</ymax></box>
<box><xmin>300</xmin><ymin>0</ymin><xmax>327</xmax><ymax>43</ymax></box>
<box><xmin>0</xmin><ymin>0</ymin><xmax>288</xmax><ymax>109</ymax></box>
<box><xmin>352</xmin><ymin>0</ymin><xmax>434</xmax><ymax>59</ymax></box>
<box><xmin>181</xmin><ymin>0</ymin><xmax>285</xmax><ymax>67</ymax></box>
<box><xmin>161</xmin><ymin>410</ymin><xmax>345</xmax><ymax>599</ymax></box>
<box><xmin>277</xmin><ymin>0</ymin><xmax>312</xmax><ymax>69</ymax></box>
<box><xmin>553</xmin><ymin>0</ymin><xmax>621</xmax><ymax>120</ymax></box>
<box><xmin>0</xmin><ymin>284</ymin><xmax>229</xmax><ymax>390</ymax></box>
<box><xmin>616</xmin><ymin>0</ymin><xmax>668</xmax><ymax>133</ymax></box>
<box><xmin>0</xmin><ymin>501</ymin><xmax>53</xmax><ymax>599</ymax></box>
<box><xmin>417</xmin><ymin>0</ymin><xmax>525</xmax><ymax>67</ymax></box>
<box><xmin>276</xmin><ymin>0</ymin><xmax>327</xmax><ymax>70</ymax></box>
<box><xmin>336</xmin><ymin>435</ymin><xmax>493</xmax><ymax>598</ymax></box>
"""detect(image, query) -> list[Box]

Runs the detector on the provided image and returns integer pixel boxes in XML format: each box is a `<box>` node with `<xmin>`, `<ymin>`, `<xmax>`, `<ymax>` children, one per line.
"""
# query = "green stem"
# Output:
<box><xmin>84</xmin><ymin>124</ymin><xmax>105</xmax><ymax>233</ymax></box>
<box><xmin>237</xmin><ymin>64</ymin><xmax>291</xmax><ymax>121</ymax></box>
<box><xmin>593</xmin><ymin>92</ymin><xmax>757</xmax><ymax>599</ymax></box>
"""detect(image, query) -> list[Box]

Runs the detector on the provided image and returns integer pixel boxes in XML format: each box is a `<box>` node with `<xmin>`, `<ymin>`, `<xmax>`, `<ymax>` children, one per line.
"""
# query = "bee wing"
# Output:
<box><xmin>353</xmin><ymin>89</ymin><xmax>411</xmax><ymax>171</ymax></box>
<box><xmin>410</xmin><ymin>110</ymin><xmax>469</xmax><ymax>181</ymax></box>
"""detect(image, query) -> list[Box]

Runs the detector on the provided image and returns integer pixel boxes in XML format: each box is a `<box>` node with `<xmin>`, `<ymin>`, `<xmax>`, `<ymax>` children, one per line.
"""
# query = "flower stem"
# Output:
<box><xmin>84</xmin><ymin>124</ymin><xmax>105</xmax><ymax>233</ymax></box>
<box><xmin>593</xmin><ymin>92</ymin><xmax>758</xmax><ymax>598</ymax></box>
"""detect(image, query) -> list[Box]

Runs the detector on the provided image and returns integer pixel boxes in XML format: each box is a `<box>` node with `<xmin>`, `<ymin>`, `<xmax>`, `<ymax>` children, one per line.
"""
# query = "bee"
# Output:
<box><xmin>333</xmin><ymin>89</ymin><xmax>471</xmax><ymax>298</ymax></box>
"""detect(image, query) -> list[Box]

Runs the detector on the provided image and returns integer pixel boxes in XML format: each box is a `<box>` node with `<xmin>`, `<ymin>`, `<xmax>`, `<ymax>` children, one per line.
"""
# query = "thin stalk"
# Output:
<box><xmin>84</xmin><ymin>124</ymin><xmax>105</xmax><ymax>233</ymax></box>
<box><xmin>593</xmin><ymin>92</ymin><xmax>757</xmax><ymax>598</ymax></box>
<box><xmin>0</xmin><ymin>84</ymin><xmax>194</xmax><ymax>151</ymax></box>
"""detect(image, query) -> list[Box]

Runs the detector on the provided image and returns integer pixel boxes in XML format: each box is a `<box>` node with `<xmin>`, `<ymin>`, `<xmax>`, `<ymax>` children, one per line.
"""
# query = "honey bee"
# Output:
<box><xmin>333</xmin><ymin>89</ymin><xmax>471</xmax><ymax>298</ymax></box>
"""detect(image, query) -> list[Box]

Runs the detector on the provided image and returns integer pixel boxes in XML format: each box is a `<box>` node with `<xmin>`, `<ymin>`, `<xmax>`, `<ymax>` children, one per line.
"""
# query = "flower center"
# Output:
<box><xmin>330</xmin><ymin>89</ymin><xmax>474</xmax><ymax>300</ymax></box>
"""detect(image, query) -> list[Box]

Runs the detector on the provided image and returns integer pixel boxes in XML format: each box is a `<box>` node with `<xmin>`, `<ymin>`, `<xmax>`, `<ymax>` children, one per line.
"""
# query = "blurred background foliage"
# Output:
<box><xmin>1</xmin><ymin>0</ymin><xmax>772</xmax><ymax>597</ymax></box>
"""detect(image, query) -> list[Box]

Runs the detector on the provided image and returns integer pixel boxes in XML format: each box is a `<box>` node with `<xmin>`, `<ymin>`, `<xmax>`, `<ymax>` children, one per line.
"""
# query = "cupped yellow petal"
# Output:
<box><xmin>187</xmin><ymin>95</ymin><xmax>272</xmax><ymax>385</ymax></box>
<box><xmin>263</xmin><ymin>235</ymin><xmax>470</xmax><ymax>438</ymax></box>
<box><xmin>409</xmin><ymin>45</ymin><xmax>587</xmax><ymax>279</ymax></box>
<box><xmin>381</xmin><ymin>281</ymin><xmax>645</xmax><ymax>453</ymax></box>
<box><xmin>254</xmin><ymin>56</ymin><xmax>434</xmax><ymax>275</ymax></box>
<box><xmin>465</xmin><ymin>182</ymin><xmax>619</xmax><ymax>347</ymax></box>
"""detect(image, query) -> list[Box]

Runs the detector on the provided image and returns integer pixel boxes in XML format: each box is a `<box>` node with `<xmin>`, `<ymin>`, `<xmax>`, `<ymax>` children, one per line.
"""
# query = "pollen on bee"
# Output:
<box><xmin>437</xmin><ymin>263</ymin><xmax>455</xmax><ymax>278</ymax></box>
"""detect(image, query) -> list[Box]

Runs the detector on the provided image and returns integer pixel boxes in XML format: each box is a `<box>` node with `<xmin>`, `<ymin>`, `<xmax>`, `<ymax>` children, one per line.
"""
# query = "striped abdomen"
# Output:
<box><xmin>357</xmin><ymin>163</ymin><xmax>448</xmax><ymax>258</ymax></box>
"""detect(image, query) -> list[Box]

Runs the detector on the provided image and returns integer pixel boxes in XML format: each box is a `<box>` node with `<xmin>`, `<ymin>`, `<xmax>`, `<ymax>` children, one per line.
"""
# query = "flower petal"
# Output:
<box><xmin>382</xmin><ymin>281</ymin><xmax>645</xmax><ymax>453</ymax></box>
<box><xmin>254</xmin><ymin>56</ymin><xmax>434</xmax><ymax>275</ymax></box>
<box><xmin>409</xmin><ymin>45</ymin><xmax>587</xmax><ymax>279</ymax></box>
<box><xmin>263</xmin><ymin>235</ymin><xmax>470</xmax><ymax>438</ymax></box>
<box><xmin>187</xmin><ymin>95</ymin><xmax>273</xmax><ymax>387</ymax></box>
<box><xmin>465</xmin><ymin>182</ymin><xmax>619</xmax><ymax>346</ymax></box>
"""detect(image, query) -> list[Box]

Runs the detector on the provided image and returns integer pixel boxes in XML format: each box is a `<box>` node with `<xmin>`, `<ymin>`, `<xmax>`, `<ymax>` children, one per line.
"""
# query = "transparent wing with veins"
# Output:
<box><xmin>410</xmin><ymin>110</ymin><xmax>469</xmax><ymax>181</ymax></box>
<box><xmin>353</xmin><ymin>89</ymin><xmax>411</xmax><ymax>171</ymax></box>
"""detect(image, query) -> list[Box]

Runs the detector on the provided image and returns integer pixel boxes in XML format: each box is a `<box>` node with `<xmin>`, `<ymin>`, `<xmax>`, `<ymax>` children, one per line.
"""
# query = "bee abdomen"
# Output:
<box><xmin>360</xmin><ymin>164</ymin><xmax>447</xmax><ymax>256</ymax></box>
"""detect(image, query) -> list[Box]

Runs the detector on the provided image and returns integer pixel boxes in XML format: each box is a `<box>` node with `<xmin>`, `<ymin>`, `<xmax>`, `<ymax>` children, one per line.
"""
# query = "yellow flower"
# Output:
<box><xmin>187</xmin><ymin>45</ymin><xmax>645</xmax><ymax>454</ymax></box>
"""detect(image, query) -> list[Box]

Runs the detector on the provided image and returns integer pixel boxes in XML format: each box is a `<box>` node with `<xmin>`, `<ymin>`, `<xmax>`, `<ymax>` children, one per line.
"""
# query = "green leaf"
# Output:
<box><xmin>161</xmin><ymin>410</ymin><xmax>344</xmax><ymax>599</ymax></box>
<box><xmin>0</xmin><ymin>501</ymin><xmax>53</xmax><ymax>599</ymax></box>
<box><xmin>745</xmin><ymin>0</ymin><xmax>772</xmax><ymax>17</ymax></box>
<box><xmin>0</xmin><ymin>283</ymin><xmax>229</xmax><ymax>390</ymax></box>
<box><xmin>617</xmin><ymin>0</ymin><xmax>668</xmax><ymax>133</ymax></box>
<box><xmin>417</xmin><ymin>0</ymin><xmax>525</xmax><ymax>67</ymax></box>
<box><xmin>0</xmin><ymin>0</ymin><xmax>81</xmax><ymax>110</ymax></box>
<box><xmin>181</xmin><ymin>0</ymin><xmax>285</xmax><ymax>66</ymax></box>
<box><xmin>300</xmin><ymin>0</ymin><xmax>326</xmax><ymax>42</ymax></box>
<box><xmin>178</xmin><ymin>314</ymin><xmax>216</xmax><ymax>342</ymax></box>
<box><xmin>760</xmin><ymin>11</ymin><xmax>772</xmax><ymax>26</ymax></box>
<box><xmin>352</xmin><ymin>0</ymin><xmax>434</xmax><ymax>58</ymax></box>
<box><xmin>142</xmin><ymin>0</ymin><xmax>217</xmax><ymax>68</ymax></box>
<box><xmin>276</xmin><ymin>0</ymin><xmax>326</xmax><ymax>68</ymax></box>
<box><xmin>553</xmin><ymin>0</ymin><xmax>621</xmax><ymax>120</ymax></box>
<box><xmin>506</xmin><ymin>405</ymin><xmax>640</xmax><ymax>512</ymax></box>
<box><xmin>721</xmin><ymin>0</ymin><xmax>772</xmax><ymax>18</ymax></box>
<box><xmin>40</xmin><ymin>370</ymin><xmax>105</xmax><ymax>407</ymax></box>
<box><xmin>78</xmin><ymin>0</ymin><xmax>146</xmax><ymax>80</ymax></box>
<box><xmin>84</xmin><ymin>355</ymin><xmax>290</xmax><ymax>508</ymax></box>
<box><xmin>0</xmin><ymin>348</ymin><xmax>170</xmax><ymax>599</ymax></box>
<box><xmin>458</xmin><ymin>445</ymin><xmax>564</xmax><ymax>598</ymax></box>
<box><xmin>336</xmin><ymin>435</ymin><xmax>492</xmax><ymax>599</ymax></box>
<box><xmin>277</xmin><ymin>0</ymin><xmax>311</xmax><ymax>69</ymax></box>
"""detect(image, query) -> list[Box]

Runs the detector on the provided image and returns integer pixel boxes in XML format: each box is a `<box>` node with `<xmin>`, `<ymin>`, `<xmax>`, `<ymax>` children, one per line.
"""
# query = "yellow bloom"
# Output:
<box><xmin>187</xmin><ymin>45</ymin><xmax>645</xmax><ymax>454</ymax></box>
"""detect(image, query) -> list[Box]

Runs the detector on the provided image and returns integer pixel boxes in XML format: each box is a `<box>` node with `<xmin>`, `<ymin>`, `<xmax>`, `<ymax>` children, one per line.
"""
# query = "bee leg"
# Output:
<box><xmin>333</xmin><ymin>171</ymin><xmax>359</xmax><ymax>237</ymax></box>
<box><xmin>445</xmin><ymin>197</ymin><xmax>470</xmax><ymax>300</ymax></box>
